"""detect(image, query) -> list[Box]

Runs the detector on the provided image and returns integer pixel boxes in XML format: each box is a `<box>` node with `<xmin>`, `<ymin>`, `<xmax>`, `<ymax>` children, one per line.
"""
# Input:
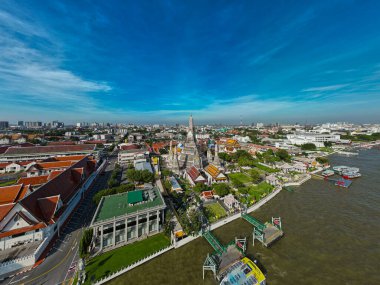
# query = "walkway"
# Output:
<box><xmin>202</xmin><ymin>231</ymin><xmax>225</xmax><ymax>255</ymax></box>
<box><xmin>241</xmin><ymin>214</ymin><xmax>266</xmax><ymax>231</ymax></box>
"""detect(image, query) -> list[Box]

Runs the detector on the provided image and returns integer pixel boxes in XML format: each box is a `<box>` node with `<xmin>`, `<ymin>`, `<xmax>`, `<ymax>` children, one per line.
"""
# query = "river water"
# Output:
<box><xmin>109</xmin><ymin>149</ymin><xmax>380</xmax><ymax>285</ymax></box>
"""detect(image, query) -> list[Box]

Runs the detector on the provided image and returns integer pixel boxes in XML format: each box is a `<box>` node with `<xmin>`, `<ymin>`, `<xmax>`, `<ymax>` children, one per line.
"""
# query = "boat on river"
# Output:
<box><xmin>342</xmin><ymin>172</ymin><xmax>361</xmax><ymax>179</ymax></box>
<box><xmin>332</xmin><ymin>166</ymin><xmax>360</xmax><ymax>175</ymax></box>
<box><xmin>219</xmin><ymin>257</ymin><xmax>266</xmax><ymax>285</ymax></box>
<box><xmin>322</xmin><ymin>169</ymin><xmax>334</xmax><ymax>177</ymax></box>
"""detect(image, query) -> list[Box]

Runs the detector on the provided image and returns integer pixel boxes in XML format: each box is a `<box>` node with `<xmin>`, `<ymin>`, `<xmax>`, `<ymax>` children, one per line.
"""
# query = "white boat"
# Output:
<box><xmin>332</xmin><ymin>166</ymin><xmax>360</xmax><ymax>175</ymax></box>
<box><xmin>342</xmin><ymin>172</ymin><xmax>361</xmax><ymax>179</ymax></box>
<box><xmin>322</xmin><ymin>169</ymin><xmax>334</xmax><ymax>177</ymax></box>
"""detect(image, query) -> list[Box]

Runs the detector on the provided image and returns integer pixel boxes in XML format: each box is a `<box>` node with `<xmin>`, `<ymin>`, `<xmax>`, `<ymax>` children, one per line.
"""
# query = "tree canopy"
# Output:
<box><xmin>93</xmin><ymin>183</ymin><xmax>135</xmax><ymax>205</ymax></box>
<box><xmin>301</xmin><ymin>143</ymin><xmax>317</xmax><ymax>151</ymax></box>
<box><xmin>126</xmin><ymin>169</ymin><xmax>154</xmax><ymax>184</ymax></box>
<box><xmin>276</xmin><ymin>149</ymin><xmax>291</xmax><ymax>162</ymax></box>
<box><xmin>248</xmin><ymin>169</ymin><xmax>261</xmax><ymax>184</ymax></box>
<box><xmin>213</xmin><ymin>183</ymin><xmax>230</xmax><ymax>196</ymax></box>
<box><xmin>193</xmin><ymin>183</ymin><xmax>210</xmax><ymax>193</ymax></box>
<box><xmin>79</xmin><ymin>228</ymin><xmax>93</xmax><ymax>259</ymax></box>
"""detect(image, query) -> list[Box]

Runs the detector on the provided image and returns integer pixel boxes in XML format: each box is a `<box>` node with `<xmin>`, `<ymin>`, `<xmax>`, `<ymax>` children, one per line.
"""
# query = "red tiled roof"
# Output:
<box><xmin>0</xmin><ymin>203</ymin><xmax>14</xmax><ymax>220</ymax></box>
<box><xmin>0</xmin><ymin>146</ymin><xmax>10</xmax><ymax>154</ymax></box>
<box><xmin>187</xmin><ymin>166</ymin><xmax>205</xmax><ymax>182</ymax></box>
<box><xmin>38</xmin><ymin>195</ymin><xmax>60</xmax><ymax>223</ymax></box>
<box><xmin>0</xmin><ymin>184</ymin><xmax>30</xmax><ymax>205</ymax></box>
<box><xmin>18</xmin><ymin>175</ymin><xmax>49</xmax><ymax>186</ymax></box>
<box><xmin>48</xmin><ymin>155</ymin><xmax>88</xmax><ymax>161</ymax></box>
<box><xmin>20</xmin><ymin>156</ymin><xmax>96</xmax><ymax>224</ymax></box>
<box><xmin>0</xmin><ymin>222</ymin><xmax>45</xmax><ymax>239</ymax></box>
<box><xmin>0</xmin><ymin>162</ymin><xmax>8</xmax><ymax>168</ymax></box>
<box><xmin>201</xmin><ymin>190</ymin><xmax>214</xmax><ymax>199</ymax></box>
<box><xmin>85</xmin><ymin>140</ymin><xmax>106</xmax><ymax>144</ymax></box>
<box><xmin>120</xmin><ymin>144</ymin><xmax>140</xmax><ymax>151</ymax></box>
<box><xmin>30</xmin><ymin>161</ymin><xmax>75</xmax><ymax>171</ymax></box>
<box><xmin>4</xmin><ymin>144</ymin><xmax>96</xmax><ymax>155</ymax></box>
<box><xmin>47</xmin><ymin>141</ymin><xmax>76</xmax><ymax>146</ymax></box>
<box><xmin>47</xmin><ymin>170</ymin><xmax>64</xmax><ymax>180</ymax></box>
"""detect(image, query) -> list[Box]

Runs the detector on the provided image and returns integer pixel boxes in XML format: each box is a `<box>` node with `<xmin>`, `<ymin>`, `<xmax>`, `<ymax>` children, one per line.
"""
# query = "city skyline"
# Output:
<box><xmin>1</xmin><ymin>1</ymin><xmax>380</xmax><ymax>124</ymax></box>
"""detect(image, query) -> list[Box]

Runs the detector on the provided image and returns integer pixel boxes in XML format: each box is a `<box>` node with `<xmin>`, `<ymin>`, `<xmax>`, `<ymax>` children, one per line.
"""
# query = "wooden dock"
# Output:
<box><xmin>241</xmin><ymin>214</ymin><xmax>284</xmax><ymax>247</ymax></box>
<box><xmin>262</xmin><ymin>222</ymin><xmax>284</xmax><ymax>247</ymax></box>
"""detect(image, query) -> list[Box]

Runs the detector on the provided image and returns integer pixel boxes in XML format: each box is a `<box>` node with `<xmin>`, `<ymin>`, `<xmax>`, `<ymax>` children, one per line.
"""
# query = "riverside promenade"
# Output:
<box><xmin>91</xmin><ymin>185</ymin><xmax>284</xmax><ymax>285</ymax></box>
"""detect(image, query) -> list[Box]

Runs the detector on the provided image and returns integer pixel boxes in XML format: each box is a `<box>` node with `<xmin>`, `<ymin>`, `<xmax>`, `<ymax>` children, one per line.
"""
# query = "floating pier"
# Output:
<box><xmin>202</xmin><ymin>229</ymin><xmax>247</xmax><ymax>280</ymax></box>
<box><xmin>241</xmin><ymin>214</ymin><xmax>284</xmax><ymax>247</ymax></box>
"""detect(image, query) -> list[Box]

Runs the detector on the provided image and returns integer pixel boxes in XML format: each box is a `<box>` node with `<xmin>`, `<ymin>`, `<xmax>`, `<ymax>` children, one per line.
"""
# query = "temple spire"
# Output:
<box><xmin>189</xmin><ymin>114</ymin><xmax>194</xmax><ymax>134</ymax></box>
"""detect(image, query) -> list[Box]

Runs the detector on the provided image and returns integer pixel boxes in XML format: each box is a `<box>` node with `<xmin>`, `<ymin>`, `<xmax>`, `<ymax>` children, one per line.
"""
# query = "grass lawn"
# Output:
<box><xmin>247</xmin><ymin>182</ymin><xmax>274</xmax><ymax>202</ymax></box>
<box><xmin>253</xmin><ymin>163</ymin><xmax>279</xmax><ymax>173</ymax></box>
<box><xmin>84</xmin><ymin>233</ymin><xmax>170</xmax><ymax>284</ymax></box>
<box><xmin>228</xmin><ymin>172</ymin><xmax>252</xmax><ymax>184</ymax></box>
<box><xmin>0</xmin><ymin>179</ymin><xmax>17</xmax><ymax>187</ymax></box>
<box><xmin>204</xmin><ymin>202</ymin><xmax>227</xmax><ymax>223</ymax></box>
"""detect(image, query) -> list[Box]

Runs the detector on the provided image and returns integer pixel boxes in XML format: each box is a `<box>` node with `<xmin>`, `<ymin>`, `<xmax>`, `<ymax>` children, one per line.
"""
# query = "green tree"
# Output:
<box><xmin>324</xmin><ymin>141</ymin><xmax>333</xmax><ymax>147</ymax></box>
<box><xmin>213</xmin><ymin>183</ymin><xmax>230</xmax><ymax>196</ymax></box>
<box><xmin>276</xmin><ymin>149</ymin><xmax>291</xmax><ymax>162</ymax></box>
<box><xmin>249</xmin><ymin>169</ymin><xmax>261</xmax><ymax>184</ymax></box>
<box><xmin>301</xmin><ymin>143</ymin><xmax>317</xmax><ymax>151</ymax></box>
<box><xmin>79</xmin><ymin>228</ymin><xmax>93</xmax><ymax>259</ymax></box>
<box><xmin>316</xmin><ymin>157</ymin><xmax>329</xmax><ymax>164</ymax></box>
<box><xmin>218</xmin><ymin>152</ymin><xmax>232</xmax><ymax>162</ymax></box>
<box><xmin>193</xmin><ymin>183</ymin><xmax>209</xmax><ymax>193</ymax></box>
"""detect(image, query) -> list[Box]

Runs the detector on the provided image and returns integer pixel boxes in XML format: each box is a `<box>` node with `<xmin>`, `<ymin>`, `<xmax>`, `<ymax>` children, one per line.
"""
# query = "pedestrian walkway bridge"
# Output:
<box><xmin>241</xmin><ymin>214</ymin><xmax>266</xmax><ymax>231</ymax></box>
<box><xmin>241</xmin><ymin>213</ymin><xmax>284</xmax><ymax>247</ymax></box>
<box><xmin>202</xmin><ymin>230</ymin><xmax>225</xmax><ymax>255</ymax></box>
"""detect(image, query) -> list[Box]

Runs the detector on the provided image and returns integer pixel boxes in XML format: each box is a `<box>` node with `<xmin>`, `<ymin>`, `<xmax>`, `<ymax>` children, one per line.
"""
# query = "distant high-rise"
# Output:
<box><xmin>24</xmin><ymin>121</ymin><xmax>42</xmax><ymax>128</ymax></box>
<box><xmin>18</xmin><ymin>121</ymin><xmax>24</xmax><ymax>127</ymax></box>
<box><xmin>0</xmin><ymin>121</ymin><xmax>9</xmax><ymax>129</ymax></box>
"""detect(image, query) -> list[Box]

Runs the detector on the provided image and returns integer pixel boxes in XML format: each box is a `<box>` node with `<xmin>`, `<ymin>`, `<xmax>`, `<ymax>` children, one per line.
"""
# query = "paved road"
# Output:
<box><xmin>2</xmin><ymin>155</ymin><xmax>118</xmax><ymax>285</ymax></box>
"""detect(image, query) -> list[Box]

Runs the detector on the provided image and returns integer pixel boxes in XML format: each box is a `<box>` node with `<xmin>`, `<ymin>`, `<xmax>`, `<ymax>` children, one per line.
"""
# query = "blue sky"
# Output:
<box><xmin>1</xmin><ymin>0</ymin><xmax>380</xmax><ymax>124</ymax></box>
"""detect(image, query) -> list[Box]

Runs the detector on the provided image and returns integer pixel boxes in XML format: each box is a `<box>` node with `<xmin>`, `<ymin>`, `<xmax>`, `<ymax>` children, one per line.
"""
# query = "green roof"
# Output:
<box><xmin>128</xmin><ymin>190</ymin><xmax>143</xmax><ymax>204</ymax></box>
<box><xmin>93</xmin><ymin>187</ymin><xmax>165</xmax><ymax>224</ymax></box>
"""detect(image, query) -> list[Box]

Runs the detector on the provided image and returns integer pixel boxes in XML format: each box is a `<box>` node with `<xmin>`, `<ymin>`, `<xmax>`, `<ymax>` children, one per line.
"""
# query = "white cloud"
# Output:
<box><xmin>0</xmin><ymin>8</ymin><xmax>111</xmax><ymax>112</ymax></box>
<box><xmin>302</xmin><ymin>84</ymin><xmax>349</xmax><ymax>92</ymax></box>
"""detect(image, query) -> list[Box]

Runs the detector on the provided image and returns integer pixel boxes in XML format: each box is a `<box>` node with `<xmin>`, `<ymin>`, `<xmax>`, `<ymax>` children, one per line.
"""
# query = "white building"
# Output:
<box><xmin>286</xmin><ymin>132</ymin><xmax>340</xmax><ymax>147</ymax></box>
<box><xmin>118</xmin><ymin>149</ymin><xmax>147</xmax><ymax>165</ymax></box>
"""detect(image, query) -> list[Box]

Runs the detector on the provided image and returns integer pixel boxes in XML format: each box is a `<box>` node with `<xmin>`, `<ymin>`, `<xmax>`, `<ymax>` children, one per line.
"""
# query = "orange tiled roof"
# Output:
<box><xmin>0</xmin><ymin>203</ymin><xmax>15</xmax><ymax>220</ymax></box>
<box><xmin>18</xmin><ymin>175</ymin><xmax>49</xmax><ymax>186</ymax></box>
<box><xmin>45</xmin><ymin>155</ymin><xmax>87</xmax><ymax>162</ymax></box>
<box><xmin>201</xmin><ymin>190</ymin><xmax>214</xmax><ymax>199</ymax></box>
<box><xmin>47</xmin><ymin>170</ymin><xmax>64</xmax><ymax>180</ymax></box>
<box><xmin>20</xmin><ymin>156</ymin><xmax>96</xmax><ymax>224</ymax></box>
<box><xmin>0</xmin><ymin>184</ymin><xmax>30</xmax><ymax>205</ymax></box>
<box><xmin>32</xmin><ymin>161</ymin><xmax>75</xmax><ymax>170</ymax></box>
<box><xmin>38</xmin><ymin>195</ymin><xmax>60</xmax><ymax>223</ymax></box>
<box><xmin>4</xmin><ymin>144</ymin><xmax>96</xmax><ymax>155</ymax></box>
<box><xmin>205</xmin><ymin>164</ymin><xmax>220</xmax><ymax>179</ymax></box>
<box><xmin>0</xmin><ymin>222</ymin><xmax>45</xmax><ymax>239</ymax></box>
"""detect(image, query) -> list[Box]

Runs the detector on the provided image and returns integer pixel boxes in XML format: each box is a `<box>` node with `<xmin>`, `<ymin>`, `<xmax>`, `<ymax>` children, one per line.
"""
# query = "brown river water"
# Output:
<box><xmin>108</xmin><ymin>149</ymin><xmax>380</xmax><ymax>285</ymax></box>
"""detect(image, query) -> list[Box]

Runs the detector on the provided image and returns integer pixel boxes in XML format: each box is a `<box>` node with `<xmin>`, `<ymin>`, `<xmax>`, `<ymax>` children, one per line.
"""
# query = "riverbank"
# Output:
<box><xmin>107</xmin><ymin>149</ymin><xmax>380</xmax><ymax>285</ymax></box>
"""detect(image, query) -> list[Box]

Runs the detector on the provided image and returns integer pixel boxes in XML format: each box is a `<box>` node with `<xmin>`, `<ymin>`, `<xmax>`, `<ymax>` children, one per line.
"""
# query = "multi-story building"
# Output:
<box><xmin>0</xmin><ymin>155</ymin><xmax>103</xmax><ymax>277</ymax></box>
<box><xmin>24</xmin><ymin>121</ymin><xmax>42</xmax><ymax>128</ymax></box>
<box><xmin>0</xmin><ymin>121</ymin><xmax>9</xmax><ymax>129</ymax></box>
<box><xmin>0</xmin><ymin>144</ymin><xmax>98</xmax><ymax>162</ymax></box>
<box><xmin>286</xmin><ymin>132</ymin><xmax>340</xmax><ymax>147</ymax></box>
<box><xmin>118</xmin><ymin>145</ymin><xmax>147</xmax><ymax>165</ymax></box>
<box><xmin>90</xmin><ymin>186</ymin><xmax>166</xmax><ymax>252</ymax></box>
